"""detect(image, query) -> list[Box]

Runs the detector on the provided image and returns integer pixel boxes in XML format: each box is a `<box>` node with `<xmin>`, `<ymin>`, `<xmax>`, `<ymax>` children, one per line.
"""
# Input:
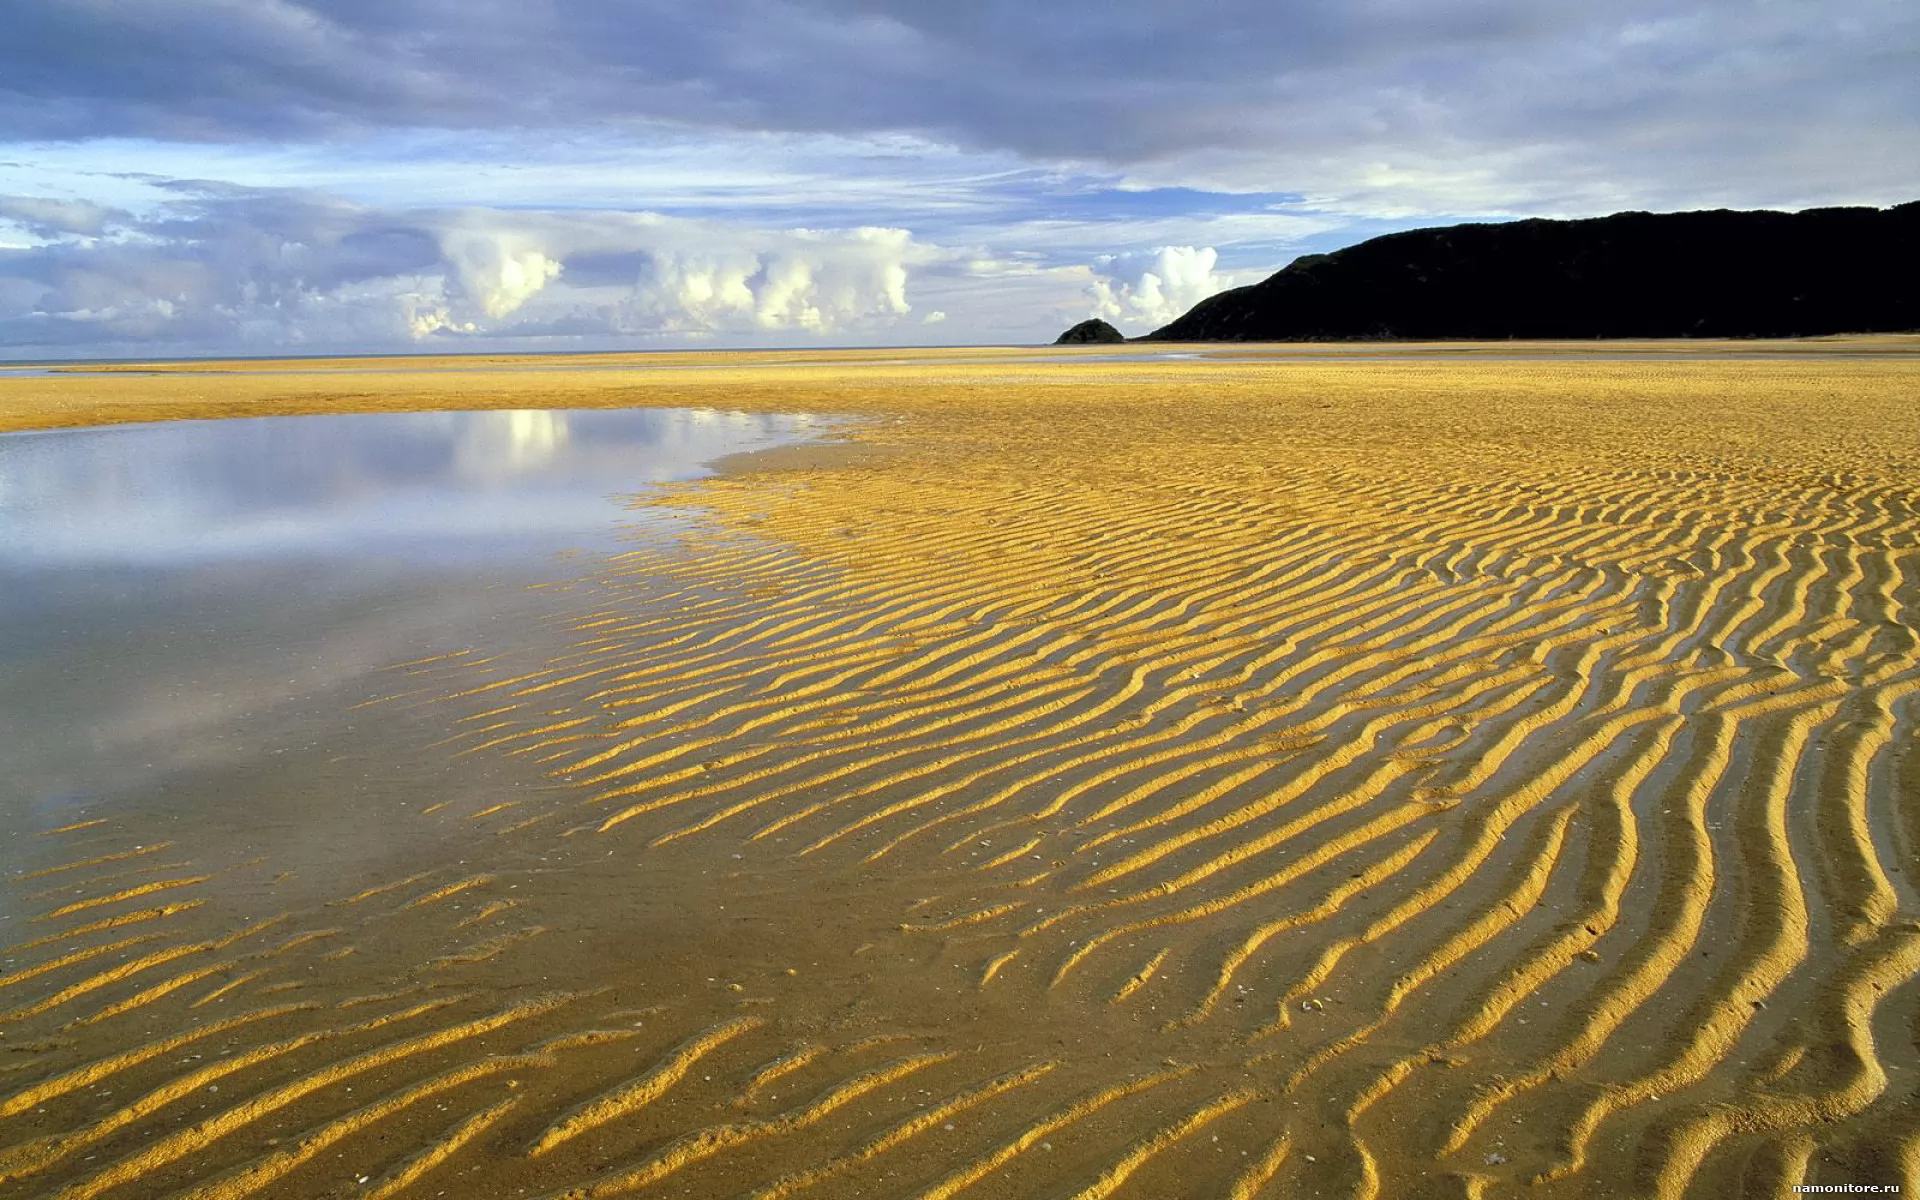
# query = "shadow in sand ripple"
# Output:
<box><xmin>4</xmin><ymin>356</ymin><xmax>1919</xmax><ymax>1198</ymax></box>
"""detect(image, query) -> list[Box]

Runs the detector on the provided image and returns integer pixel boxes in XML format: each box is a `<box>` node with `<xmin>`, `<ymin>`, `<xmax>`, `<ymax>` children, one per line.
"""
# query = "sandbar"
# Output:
<box><xmin>2</xmin><ymin>340</ymin><xmax>1917</xmax><ymax>1198</ymax></box>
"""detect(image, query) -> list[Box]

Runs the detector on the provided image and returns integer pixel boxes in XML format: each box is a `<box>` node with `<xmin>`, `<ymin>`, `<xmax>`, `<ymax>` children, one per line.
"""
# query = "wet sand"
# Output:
<box><xmin>3</xmin><ymin>341</ymin><xmax>1919</xmax><ymax>1198</ymax></box>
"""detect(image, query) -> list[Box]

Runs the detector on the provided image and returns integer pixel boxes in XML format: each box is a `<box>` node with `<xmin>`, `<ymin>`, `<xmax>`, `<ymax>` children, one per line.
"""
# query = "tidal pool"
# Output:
<box><xmin>0</xmin><ymin>407</ymin><xmax>829</xmax><ymax>909</ymax></box>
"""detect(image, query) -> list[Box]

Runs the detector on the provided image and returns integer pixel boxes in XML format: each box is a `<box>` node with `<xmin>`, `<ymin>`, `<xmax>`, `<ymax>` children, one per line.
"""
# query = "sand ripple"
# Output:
<box><xmin>4</xmin><ymin>357</ymin><xmax>1919</xmax><ymax>1197</ymax></box>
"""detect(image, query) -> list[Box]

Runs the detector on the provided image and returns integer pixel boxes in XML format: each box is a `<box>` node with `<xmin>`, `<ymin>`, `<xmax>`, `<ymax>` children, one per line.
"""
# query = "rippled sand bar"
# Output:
<box><xmin>3</xmin><ymin>342</ymin><xmax>1919</xmax><ymax>1198</ymax></box>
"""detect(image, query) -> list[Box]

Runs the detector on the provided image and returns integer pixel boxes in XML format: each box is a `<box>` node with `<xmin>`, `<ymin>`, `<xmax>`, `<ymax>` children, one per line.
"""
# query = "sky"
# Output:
<box><xmin>1</xmin><ymin>1</ymin><xmax>1915</xmax><ymax>358</ymax></box>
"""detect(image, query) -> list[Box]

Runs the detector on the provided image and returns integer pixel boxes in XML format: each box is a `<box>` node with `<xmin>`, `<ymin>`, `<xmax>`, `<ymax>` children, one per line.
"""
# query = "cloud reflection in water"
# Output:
<box><xmin>0</xmin><ymin>406</ymin><xmax>827</xmax><ymax>567</ymax></box>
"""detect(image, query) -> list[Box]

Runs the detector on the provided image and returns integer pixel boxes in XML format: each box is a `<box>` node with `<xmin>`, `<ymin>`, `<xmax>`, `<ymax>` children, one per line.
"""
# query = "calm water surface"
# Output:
<box><xmin>0</xmin><ymin>407</ymin><xmax>829</xmax><ymax>914</ymax></box>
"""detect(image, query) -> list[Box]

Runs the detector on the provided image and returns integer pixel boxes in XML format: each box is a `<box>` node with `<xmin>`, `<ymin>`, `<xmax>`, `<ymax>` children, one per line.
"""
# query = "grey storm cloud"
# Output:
<box><xmin>4</xmin><ymin>1</ymin><xmax>1915</xmax><ymax>176</ymax></box>
<box><xmin>4</xmin><ymin>2</ymin><xmax>1915</xmax><ymax>354</ymax></box>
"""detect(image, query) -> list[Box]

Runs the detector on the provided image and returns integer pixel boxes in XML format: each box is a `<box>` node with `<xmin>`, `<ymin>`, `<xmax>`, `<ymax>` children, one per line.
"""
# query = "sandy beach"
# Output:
<box><xmin>3</xmin><ymin>342</ymin><xmax>1918</xmax><ymax>1198</ymax></box>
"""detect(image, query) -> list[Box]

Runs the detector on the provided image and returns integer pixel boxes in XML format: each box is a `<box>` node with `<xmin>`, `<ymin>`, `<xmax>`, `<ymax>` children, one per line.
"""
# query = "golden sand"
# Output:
<box><xmin>3</xmin><ymin>342</ymin><xmax>1919</xmax><ymax>1198</ymax></box>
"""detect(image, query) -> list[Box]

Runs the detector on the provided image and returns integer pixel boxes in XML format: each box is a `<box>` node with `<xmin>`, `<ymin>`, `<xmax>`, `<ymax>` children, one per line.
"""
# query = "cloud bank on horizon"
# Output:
<box><xmin>1</xmin><ymin>0</ymin><xmax>1914</xmax><ymax>356</ymax></box>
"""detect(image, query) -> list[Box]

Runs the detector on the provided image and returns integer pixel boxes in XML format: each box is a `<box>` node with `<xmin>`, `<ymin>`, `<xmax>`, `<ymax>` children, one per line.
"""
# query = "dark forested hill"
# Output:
<box><xmin>1141</xmin><ymin>203</ymin><xmax>1920</xmax><ymax>341</ymax></box>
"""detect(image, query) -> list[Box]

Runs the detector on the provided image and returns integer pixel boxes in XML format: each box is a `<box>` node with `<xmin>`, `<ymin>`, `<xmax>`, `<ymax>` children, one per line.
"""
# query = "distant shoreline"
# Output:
<box><xmin>5</xmin><ymin>332</ymin><xmax>1918</xmax><ymax>378</ymax></box>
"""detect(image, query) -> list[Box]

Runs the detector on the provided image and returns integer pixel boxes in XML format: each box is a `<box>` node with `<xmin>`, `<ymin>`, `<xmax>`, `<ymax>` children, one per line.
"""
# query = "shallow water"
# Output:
<box><xmin>0</xmin><ymin>408</ymin><xmax>827</xmax><ymax>899</ymax></box>
<box><xmin>0</xmin><ymin>407</ymin><xmax>830</xmax><ymax>565</ymax></box>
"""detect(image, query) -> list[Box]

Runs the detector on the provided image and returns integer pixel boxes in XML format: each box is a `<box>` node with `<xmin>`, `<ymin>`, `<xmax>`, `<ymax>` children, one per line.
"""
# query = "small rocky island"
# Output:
<box><xmin>1054</xmin><ymin>318</ymin><xmax>1127</xmax><ymax>344</ymax></box>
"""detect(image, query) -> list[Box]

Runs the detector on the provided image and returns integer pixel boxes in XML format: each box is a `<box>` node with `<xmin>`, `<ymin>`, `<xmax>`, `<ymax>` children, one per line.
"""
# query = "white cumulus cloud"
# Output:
<box><xmin>1087</xmin><ymin>246</ymin><xmax>1243</xmax><ymax>331</ymax></box>
<box><xmin>0</xmin><ymin>185</ymin><xmax>949</xmax><ymax>354</ymax></box>
<box><xmin>621</xmin><ymin>225</ymin><xmax>919</xmax><ymax>335</ymax></box>
<box><xmin>438</xmin><ymin>225</ymin><xmax>565</xmax><ymax>320</ymax></box>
